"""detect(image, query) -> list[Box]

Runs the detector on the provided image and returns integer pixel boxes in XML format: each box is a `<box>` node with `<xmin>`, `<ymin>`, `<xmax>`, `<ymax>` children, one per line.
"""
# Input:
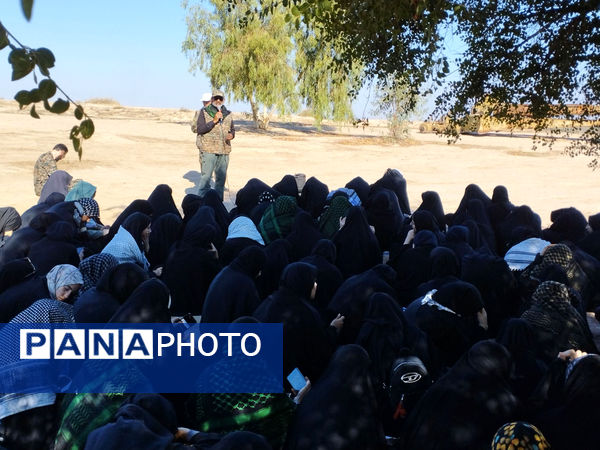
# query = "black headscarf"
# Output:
<box><xmin>285</xmin><ymin>344</ymin><xmax>386</xmax><ymax>450</ymax></box>
<box><xmin>121</xmin><ymin>212</ymin><xmax>152</xmax><ymax>252</ymax></box>
<box><xmin>107</xmin><ymin>199</ymin><xmax>154</xmax><ymax>242</ymax></box>
<box><xmin>333</xmin><ymin>206</ymin><xmax>381</xmax><ymax>278</ymax></box>
<box><xmin>345</xmin><ymin>176</ymin><xmax>371</xmax><ymax>205</ymax></box>
<box><xmin>235</xmin><ymin>178</ymin><xmax>279</xmax><ymax>216</ymax></box>
<box><xmin>256</xmin><ymin>239</ymin><xmax>292</xmax><ymax>299</ymax></box>
<box><xmin>299</xmin><ymin>176</ymin><xmax>328</xmax><ymax>219</ymax></box>
<box><xmin>488</xmin><ymin>185</ymin><xmax>514</xmax><ymax>228</ymax></box>
<box><xmin>96</xmin><ymin>262</ymin><xmax>150</xmax><ymax>303</ymax></box>
<box><xmin>497</xmin><ymin>318</ymin><xmax>547</xmax><ymax>401</ymax></box>
<box><xmin>285</xmin><ymin>210</ymin><xmax>323</xmax><ymax>261</ymax></box>
<box><xmin>496</xmin><ymin>205</ymin><xmax>542</xmax><ymax>255</ymax></box>
<box><xmin>414</xmin><ymin>281</ymin><xmax>487</xmax><ymax>369</ymax></box>
<box><xmin>442</xmin><ymin>225</ymin><xmax>475</xmax><ymax>266</ymax></box>
<box><xmin>201</xmin><ymin>189</ymin><xmax>231</xmax><ymax>240</ymax></box>
<box><xmin>0</xmin><ymin>226</ymin><xmax>44</xmax><ymax>266</ymax></box>
<box><xmin>415</xmin><ymin>191</ymin><xmax>446</xmax><ymax>231</ymax></box>
<box><xmin>370</xmin><ymin>169</ymin><xmax>410</xmax><ymax>215</ymax></box>
<box><xmin>201</xmin><ymin>246</ymin><xmax>266</xmax><ymax>323</ymax></box>
<box><xmin>0</xmin><ymin>258</ymin><xmax>36</xmax><ymax>294</ymax></box>
<box><xmin>535</xmin><ymin>354</ymin><xmax>600</xmax><ymax>450</ymax></box>
<box><xmin>180</xmin><ymin>193</ymin><xmax>203</xmax><ymax>227</ymax></box>
<box><xmin>186</xmin><ymin>206</ymin><xmax>225</xmax><ymax>250</ymax></box>
<box><xmin>272</xmin><ymin>174</ymin><xmax>299</xmax><ymax>198</ymax></box>
<box><xmin>147</xmin><ymin>213</ymin><xmax>182</xmax><ymax>269</ymax></box>
<box><xmin>452</xmin><ymin>183</ymin><xmax>492</xmax><ymax>226</ymax></box>
<box><xmin>254</xmin><ymin>262</ymin><xmax>335</xmax><ymax>381</ymax></box>
<box><xmin>400</xmin><ymin>340</ymin><xmax>519</xmax><ymax>450</ymax></box>
<box><xmin>85</xmin><ymin>394</ymin><xmax>177</xmax><ymax>450</ymax></box>
<box><xmin>356</xmin><ymin>292</ymin><xmax>432</xmax><ymax>388</ymax></box>
<box><xmin>74</xmin><ymin>262</ymin><xmax>149</xmax><ymax>323</ymax></box>
<box><xmin>327</xmin><ymin>264</ymin><xmax>397</xmax><ymax>343</ymax></box>
<box><xmin>147</xmin><ymin>184</ymin><xmax>181</xmax><ymax>221</ymax></box>
<box><xmin>415</xmin><ymin>246</ymin><xmax>460</xmax><ymax>296</ymax></box>
<box><xmin>300</xmin><ymin>239</ymin><xmax>344</xmax><ymax>320</ymax></box>
<box><xmin>109</xmin><ymin>278</ymin><xmax>170</xmax><ymax>323</ymax></box>
<box><xmin>27</xmin><ymin>221</ymin><xmax>80</xmax><ymax>275</ymax></box>
<box><xmin>19</xmin><ymin>192</ymin><xmax>64</xmax><ymax>228</ymax></box>
<box><xmin>163</xmin><ymin>223</ymin><xmax>220</xmax><ymax>315</ymax></box>
<box><xmin>366</xmin><ymin>188</ymin><xmax>404</xmax><ymax>251</ymax></box>
<box><xmin>461</xmin><ymin>252</ymin><xmax>519</xmax><ymax>335</ymax></box>
<box><xmin>543</xmin><ymin>206</ymin><xmax>588</xmax><ymax>244</ymax></box>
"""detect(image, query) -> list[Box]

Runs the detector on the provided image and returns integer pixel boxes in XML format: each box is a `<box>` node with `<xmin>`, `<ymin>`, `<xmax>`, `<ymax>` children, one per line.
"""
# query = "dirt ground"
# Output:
<box><xmin>1</xmin><ymin>98</ymin><xmax>598</xmax><ymax>226</ymax></box>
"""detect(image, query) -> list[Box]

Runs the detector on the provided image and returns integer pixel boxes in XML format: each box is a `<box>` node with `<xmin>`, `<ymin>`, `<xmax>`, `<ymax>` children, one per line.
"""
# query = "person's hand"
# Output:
<box><xmin>292</xmin><ymin>377</ymin><xmax>311</xmax><ymax>404</ymax></box>
<box><xmin>403</xmin><ymin>228</ymin><xmax>415</xmax><ymax>245</ymax></box>
<box><xmin>476</xmin><ymin>308</ymin><xmax>488</xmax><ymax>331</ymax></box>
<box><xmin>213</xmin><ymin>110</ymin><xmax>223</xmax><ymax>123</ymax></box>
<box><xmin>330</xmin><ymin>313</ymin><xmax>345</xmax><ymax>332</ymax></box>
<box><xmin>153</xmin><ymin>266</ymin><xmax>163</xmax><ymax>277</ymax></box>
<box><xmin>226</xmin><ymin>132</ymin><xmax>234</xmax><ymax>140</ymax></box>
<box><xmin>558</xmin><ymin>349</ymin><xmax>588</xmax><ymax>361</ymax></box>
<box><xmin>208</xmin><ymin>242</ymin><xmax>218</xmax><ymax>259</ymax></box>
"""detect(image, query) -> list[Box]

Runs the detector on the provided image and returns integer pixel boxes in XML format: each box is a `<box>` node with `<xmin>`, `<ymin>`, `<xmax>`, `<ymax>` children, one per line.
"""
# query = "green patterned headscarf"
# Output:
<box><xmin>319</xmin><ymin>195</ymin><xmax>352</xmax><ymax>238</ymax></box>
<box><xmin>258</xmin><ymin>195</ymin><xmax>297</xmax><ymax>245</ymax></box>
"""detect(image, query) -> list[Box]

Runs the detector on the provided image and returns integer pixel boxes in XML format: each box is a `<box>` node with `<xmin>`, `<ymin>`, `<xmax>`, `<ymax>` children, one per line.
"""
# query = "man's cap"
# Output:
<box><xmin>212</xmin><ymin>89</ymin><xmax>225</xmax><ymax>99</ymax></box>
<box><xmin>201</xmin><ymin>92</ymin><xmax>212</xmax><ymax>102</ymax></box>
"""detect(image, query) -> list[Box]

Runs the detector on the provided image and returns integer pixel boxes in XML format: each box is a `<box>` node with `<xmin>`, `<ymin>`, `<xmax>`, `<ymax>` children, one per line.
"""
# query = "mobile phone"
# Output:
<box><xmin>286</xmin><ymin>367</ymin><xmax>307</xmax><ymax>391</ymax></box>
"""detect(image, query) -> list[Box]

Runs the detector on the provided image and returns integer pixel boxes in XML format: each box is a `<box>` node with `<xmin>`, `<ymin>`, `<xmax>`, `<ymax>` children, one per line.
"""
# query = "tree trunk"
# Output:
<box><xmin>258</xmin><ymin>104</ymin><xmax>270</xmax><ymax>130</ymax></box>
<box><xmin>250</xmin><ymin>98</ymin><xmax>259</xmax><ymax>129</ymax></box>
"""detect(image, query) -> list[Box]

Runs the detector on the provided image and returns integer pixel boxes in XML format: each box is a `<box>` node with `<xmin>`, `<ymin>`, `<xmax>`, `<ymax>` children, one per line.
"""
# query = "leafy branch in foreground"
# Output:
<box><xmin>0</xmin><ymin>19</ymin><xmax>94</xmax><ymax>158</ymax></box>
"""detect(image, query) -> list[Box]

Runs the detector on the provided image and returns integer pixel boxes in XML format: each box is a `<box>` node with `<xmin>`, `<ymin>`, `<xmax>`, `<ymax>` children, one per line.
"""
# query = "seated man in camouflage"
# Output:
<box><xmin>33</xmin><ymin>143</ymin><xmax>68</xmax><ymax>196</ymax></box>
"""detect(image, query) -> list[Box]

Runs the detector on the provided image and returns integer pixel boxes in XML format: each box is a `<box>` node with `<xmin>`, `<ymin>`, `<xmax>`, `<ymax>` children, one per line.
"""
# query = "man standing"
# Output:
<box><xmin>195</xmin><ymin>90</ymin><xmax>235</xmax><ymax>200</ymax></box>
<box><xmin>33</xmin><ymin>143</ymin><xmax>68</xmax><ymax>196</ymax></box>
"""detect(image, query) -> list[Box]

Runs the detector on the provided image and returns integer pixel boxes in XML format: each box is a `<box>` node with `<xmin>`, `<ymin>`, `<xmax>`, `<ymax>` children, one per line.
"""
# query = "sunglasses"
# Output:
<box><xmin>213</xmin><ymin>96</ymin><xmax>224</xmax><ymax>101</ymax></box>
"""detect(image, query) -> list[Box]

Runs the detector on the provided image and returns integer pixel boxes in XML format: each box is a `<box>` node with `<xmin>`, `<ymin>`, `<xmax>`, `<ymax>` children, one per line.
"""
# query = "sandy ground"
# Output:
<box><xmin>0</xmin><ymin>98</ymin><xmax>598</xmax><ymax>227</ymax></box>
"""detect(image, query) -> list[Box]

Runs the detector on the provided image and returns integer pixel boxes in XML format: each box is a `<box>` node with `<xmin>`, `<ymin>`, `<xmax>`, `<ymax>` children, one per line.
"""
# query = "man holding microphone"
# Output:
<box><xmin>195</xmin><ymin>89</ymin><xmax>235</xmax><ymax>201</ymax></box>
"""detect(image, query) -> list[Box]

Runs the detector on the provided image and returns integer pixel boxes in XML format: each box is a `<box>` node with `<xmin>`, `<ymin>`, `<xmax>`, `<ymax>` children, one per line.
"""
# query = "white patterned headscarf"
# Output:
<box><xmin>46</xmin><ymin>264</ymin><xmax>83</xmax><ymax>300</ymax></box>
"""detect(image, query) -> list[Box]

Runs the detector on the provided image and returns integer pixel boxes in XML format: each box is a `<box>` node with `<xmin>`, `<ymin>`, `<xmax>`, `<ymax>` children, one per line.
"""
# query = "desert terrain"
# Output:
<box><xmin>0</xmin><ymin>98</ymin><xmax>598</xmax><ymax>226</ymax></box>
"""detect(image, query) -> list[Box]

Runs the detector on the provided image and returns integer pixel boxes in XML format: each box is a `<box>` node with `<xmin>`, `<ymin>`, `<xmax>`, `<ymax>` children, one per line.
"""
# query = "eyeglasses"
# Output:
<box><xmin>213</xmin><ymin>96</ymin><xmax>224</xmax><ymax>101</ymax></box>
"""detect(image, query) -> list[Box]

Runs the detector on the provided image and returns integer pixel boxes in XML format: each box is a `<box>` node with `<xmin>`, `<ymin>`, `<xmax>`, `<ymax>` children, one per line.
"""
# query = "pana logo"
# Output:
<box><xmin>400</xmin><ymin>372</ymin><xmax>422</xmax><ymax>383</ymax></box>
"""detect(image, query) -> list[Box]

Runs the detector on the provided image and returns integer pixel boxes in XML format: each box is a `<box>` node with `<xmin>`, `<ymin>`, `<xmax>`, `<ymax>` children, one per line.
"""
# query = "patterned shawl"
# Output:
<box><xmin>79</xmin><ymin>254</ymin><xmax>119</xmax><ymax>293</ymax></box>
<box><xmin>101</xmin><ymin>226</ymin><xmax>150</xmax><ymax>270</ymax></box>
<box><xmin>46</xmin><ymin>264</ymin><xmax>84</xmax><ymax>300</ymax></box>
<box><xmin>258</xmin><ymin>195</ymin><xmax>297</xmax><ymax>245</ymax></box>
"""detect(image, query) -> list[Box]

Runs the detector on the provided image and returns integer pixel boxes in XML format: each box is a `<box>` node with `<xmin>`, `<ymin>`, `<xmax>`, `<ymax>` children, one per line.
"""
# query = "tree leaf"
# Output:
<box><xmin>33</xmin><ymin>48</ymin><xmax>55</xmax><ymax>76</ymax></box>
<box><xmin>30</xmin><ymin>104</ymin><xmax>40</xmax><ymax>119</ymax></box>
<box><xmin>291</xmin><ymin>5</ymin><xmax>300</xmax><ymax>15</ymax></box>
<box><xmin>29</xmin><ymin>88</ymin><xmax>41</xmax><ymax>103</ymax></box>
<box><xmin>49</xmin><ymin>98</ymin><xmax>70</xmax><ymax>114</ymax></box>
<box><xmin>14</xmin><ymin>90</ymin><xmax>31</xmax><ymax>108</ymax></box>
<box><xmin>71</xmin><ymin>136</ymin><xmax>82</xmax><ymax>160</ymax></box>
<box><xmin>0</xmin><ymin>26</ymin><xmax>9</xmax><ymax>50</ymax></box>
<box><xmin>8</xmin><ymin>48</ymin><xmax>34</xmax><ymax>81</ymax></box>
<box><xmin>79</xmin><ymin>119</ymin><xmax>95</xmax><ymax>139</ymax></box>
<box><xmin>21</xmin><ymin>0</ymin><xmax>33</xmax><ymax>21</ymax></box>
<box><xmin>69</xmin><ymin>125</ymin><xmax>80</xmax><ymax>139</ymax></box>
<box><xmin>74</xmin><ymin>105</ymin><xmax>84</xmax><ymax>120</ymax></box>
<box><xmin>38</xmin><ymin>79</ymin><xmax>57</xmax><ymax>99</ymax></box>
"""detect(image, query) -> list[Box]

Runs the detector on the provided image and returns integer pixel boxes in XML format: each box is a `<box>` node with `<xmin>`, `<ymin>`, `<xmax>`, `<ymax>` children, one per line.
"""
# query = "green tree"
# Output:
<box><xmin>183</xmin><ymin>0</ymin><xmax>298</xmax><ymax>129</ymax></box>
<box><xmin>182</xmin><ymin>0</ymin><xmax>360</xmax><ymax>129</ymax></box>
<box><xmin>232</xmin><ymin>0</ymin><xmax>599</xmax><ymax>165</ymax></box>
<box><xmin>294</xmin><ymin>27</ymin><xmax>359</xmax><ymax>127</ymax></box>
<box><xmin>1</xmin><ymin>1</ymin><xmax>95</xmax><ymax>158</ymax></box>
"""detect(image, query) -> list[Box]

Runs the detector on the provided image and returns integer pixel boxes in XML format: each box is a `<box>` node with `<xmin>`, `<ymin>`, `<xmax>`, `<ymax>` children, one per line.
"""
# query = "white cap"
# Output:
<box><xmin>201</xmin><ymin>92</ymin><xmax>212</xmax><ymax>102</ymax></box>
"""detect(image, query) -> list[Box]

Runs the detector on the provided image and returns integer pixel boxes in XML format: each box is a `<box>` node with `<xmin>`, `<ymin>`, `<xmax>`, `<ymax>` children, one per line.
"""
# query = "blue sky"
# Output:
<box><xmin>0</xmin><ymin>0</ymin><xmax>376</xmax><ymax>116</ymax></box>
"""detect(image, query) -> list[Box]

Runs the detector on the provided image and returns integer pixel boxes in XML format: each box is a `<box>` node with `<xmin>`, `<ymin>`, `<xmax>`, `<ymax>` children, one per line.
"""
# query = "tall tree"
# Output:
<box><xmin>183</xmin><ymin>0</ymin><xmax>298</xmax><ymax>129</ymax></box>
<box><xmin>182</xmin><ymin>0</ymin><xmax>360</xmax><ymax>129</ymax></box>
